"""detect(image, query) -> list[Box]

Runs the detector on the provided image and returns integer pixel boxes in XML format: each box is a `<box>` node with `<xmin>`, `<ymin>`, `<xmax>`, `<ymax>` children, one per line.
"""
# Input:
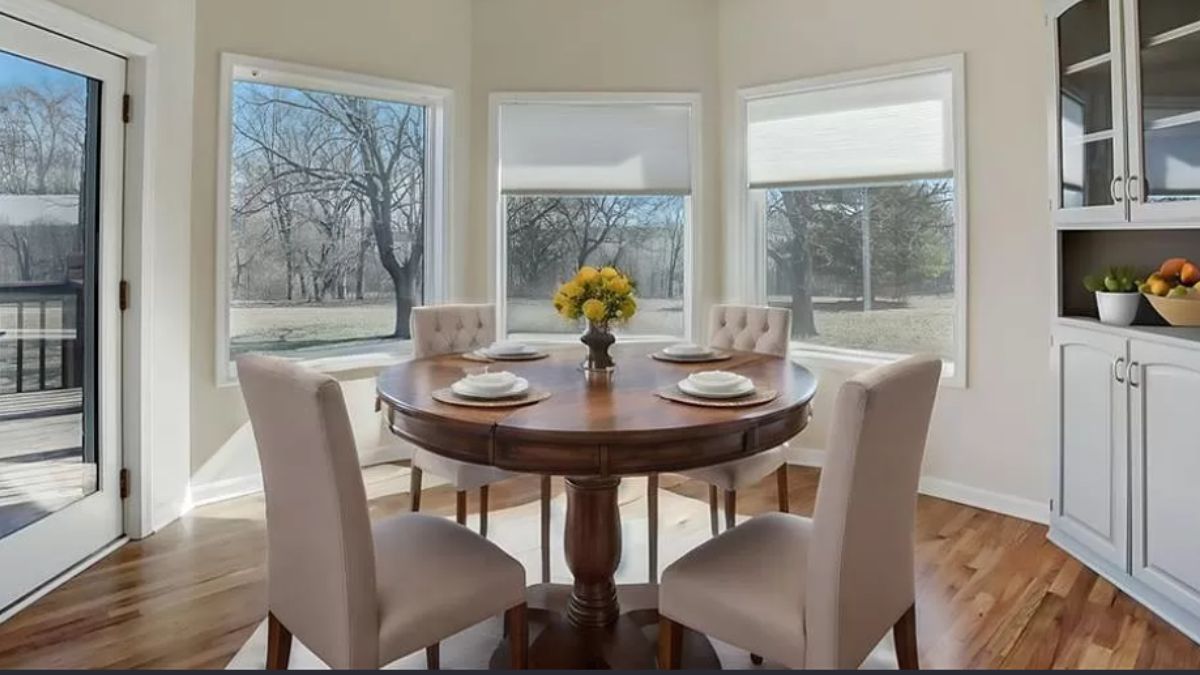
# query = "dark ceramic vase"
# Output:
<box><xmin>580</xmin><ymin>321</ymin><xmax>616</xmax><ymax>372</ymax></box>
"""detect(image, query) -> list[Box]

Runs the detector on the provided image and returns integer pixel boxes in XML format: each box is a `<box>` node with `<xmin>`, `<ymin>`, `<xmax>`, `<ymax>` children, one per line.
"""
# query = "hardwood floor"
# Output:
<box><xmin>0</xmin><ymin>466</ymin><xmax>1197</xmax><ymax>669</ymax></box>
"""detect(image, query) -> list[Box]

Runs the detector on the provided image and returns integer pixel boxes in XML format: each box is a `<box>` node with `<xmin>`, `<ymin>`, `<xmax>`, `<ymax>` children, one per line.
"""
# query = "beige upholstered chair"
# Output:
<box><xmin>658</xmin><ymin>355</ymin><xmax>942</xmax><ymax>670</ymax></box>
<box><xmin>237</xmin><ymin>355</ymin><xmax>528</xmax><ymax>670</ymax></box>
<box><xmin>405</xmin><ymin>304</ymin><xmax>554</xmax><ymax>582</ymax></box>
<box><xmin>674</xmin><ymin>305</ymin><xmax>795</xmax><ymax>537</ymax></box>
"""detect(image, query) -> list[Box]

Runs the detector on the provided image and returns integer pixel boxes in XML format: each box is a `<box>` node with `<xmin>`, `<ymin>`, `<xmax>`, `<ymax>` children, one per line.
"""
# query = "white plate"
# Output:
<box><xmin>686</xmin><ymin>370</ymin><xmax>748</xmax><ymax>393</ymax></box>
<box><xmin>460</xmin><ymin>371</ymin><xmax>519</xmax><ymax>396</ymax></box>
<box><xmin>485</xmin><ymin>341</ymin><xmax>535</xmax><ymax>357</ymax></box>
<box><xmin>678</xmin><ymin>378</ymin><xmax>755</xmax><ymax>399</ymax></box>
<box><xmin>451</xmin><ymin>376</ymin><xmax>530</xmax><ymax>400</ymax></box>
<box><xmin>663</xmin><ymin>343</ymin><xmax>712</xmax><ymax>357</ymax></box>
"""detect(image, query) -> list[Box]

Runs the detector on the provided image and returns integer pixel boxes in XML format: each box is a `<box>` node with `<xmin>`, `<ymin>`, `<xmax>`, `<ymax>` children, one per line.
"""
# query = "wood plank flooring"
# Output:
<box><xmin>0</xmin><ymin>466</ymin><xmax>1197</xmax><ymax>669</ymax></box>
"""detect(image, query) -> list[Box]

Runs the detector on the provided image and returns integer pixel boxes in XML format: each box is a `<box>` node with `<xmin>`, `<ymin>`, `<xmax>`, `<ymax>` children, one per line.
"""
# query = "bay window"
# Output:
<box><xmin>494</xmin><ymin>97</ymin><xmax>698</xmax><ymax>340</ymax></box>
<box><xmin>741</xmin><ymin>57</ymin><xmax>967</xmax><ymax>383</ymax></box>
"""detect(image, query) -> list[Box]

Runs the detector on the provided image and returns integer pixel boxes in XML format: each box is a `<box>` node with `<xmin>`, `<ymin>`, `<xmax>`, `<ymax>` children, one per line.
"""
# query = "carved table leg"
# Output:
<box><xmin>564</xmin><ymin>476</ymin><xmax>622</xmax><ymax>628</ymax></box>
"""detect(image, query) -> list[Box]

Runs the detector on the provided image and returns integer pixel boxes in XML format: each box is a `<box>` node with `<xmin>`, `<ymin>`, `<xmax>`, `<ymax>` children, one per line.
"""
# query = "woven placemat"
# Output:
<box><xmin>656</xmin><ymin>385</ymin><xmax>778</xmax><ymax>408</ymax></box>
<box><xmin>432</xmin><ymin>388</ymin><xmax>551</xmax><ymax>408</ymax></box>
<box><xmin>461</xmin><ymin>350</ymin><xmax>550</xmax><ymax>363</ymax></box>
<box><xmin>649</xmin><ymin>351</ymin><xmax>733</xmax><ymax>364</ymax></box>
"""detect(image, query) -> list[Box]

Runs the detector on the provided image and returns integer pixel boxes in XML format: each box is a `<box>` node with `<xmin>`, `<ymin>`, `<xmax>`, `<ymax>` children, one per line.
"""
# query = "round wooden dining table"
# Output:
<box><xmin>376</xmin><ymin>342</ymin><xmax>817</xmax><ymax>669</ymax></box>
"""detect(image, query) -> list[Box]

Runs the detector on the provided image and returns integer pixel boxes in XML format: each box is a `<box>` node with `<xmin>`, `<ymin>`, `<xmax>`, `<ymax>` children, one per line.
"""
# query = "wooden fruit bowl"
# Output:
<box><xmin>1144</xmin><ymin>293</ymin><xmax>1200</xmax><ymax>326</ymax></box>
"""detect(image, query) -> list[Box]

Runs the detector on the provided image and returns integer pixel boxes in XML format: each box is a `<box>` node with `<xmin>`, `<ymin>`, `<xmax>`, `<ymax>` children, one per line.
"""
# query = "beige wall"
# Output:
<box><xmin>188</xmin><ymin>0</ymin><xmax>473</xmax><ymax>488</ymax></box>
<box><xmin>718</xmin><ymin>0</ymin><xmax>1053</xmax><ymax>513</ymax></box>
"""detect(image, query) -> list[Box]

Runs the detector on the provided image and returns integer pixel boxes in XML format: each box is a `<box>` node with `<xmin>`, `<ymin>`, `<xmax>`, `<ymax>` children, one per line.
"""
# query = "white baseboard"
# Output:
<box><xmin>787</xmin><ymin>448</ymin><xmax>1048</xmax><ymax>525</ymax></box>
<box><xmin>185</xmin><ymin>473</ymin><xmax>263</xmax><ymax>512</ymax></box>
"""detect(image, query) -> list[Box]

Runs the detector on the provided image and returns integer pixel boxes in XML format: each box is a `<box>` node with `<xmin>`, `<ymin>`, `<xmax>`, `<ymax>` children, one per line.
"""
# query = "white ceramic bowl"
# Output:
<box><xmin>460</xmin><ymin>371</ymin><xmax>518</xmax><ymax>396</ymax></box>
<box><xmin>487</xmin><ymin>341</ymin><xmax>532</xmax><ymax>356</ymax></box>
<box><xmin>663</xmin><ymin>343</ymin><xmax>711</xmax><ymax>357</ymax></box>
<box><xmin>686</xmin><ymin>370</ymin><xmax>748</xmax><ymax>394</ymax></box>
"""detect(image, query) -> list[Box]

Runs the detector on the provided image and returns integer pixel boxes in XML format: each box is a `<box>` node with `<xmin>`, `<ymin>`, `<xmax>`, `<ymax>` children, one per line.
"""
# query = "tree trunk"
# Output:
<box><xmin>783</xmin><ymin>193</ymin><xmax>818</xmax><ymax>338</ymax></box>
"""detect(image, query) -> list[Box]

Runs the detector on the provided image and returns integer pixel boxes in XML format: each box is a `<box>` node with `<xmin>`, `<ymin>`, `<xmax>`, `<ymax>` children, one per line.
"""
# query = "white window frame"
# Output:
<box><xmin>214</xmin><ymin>53</ymin><xmax>453</xmax><ymax>385</ymax></box>
<box><xmin>729</xmin><ymin>54</ymin><xmax>969</xmax><ymax>387</ymax></box>
<box><xmin>487</xmin><ymin>91</ymin><xmax>704</xmax><ymax>343</ymax></box>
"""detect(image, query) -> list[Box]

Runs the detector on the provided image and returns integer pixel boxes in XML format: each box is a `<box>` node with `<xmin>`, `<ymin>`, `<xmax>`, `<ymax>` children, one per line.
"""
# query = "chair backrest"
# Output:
<box><xmin>237</xmin><ymin>355</ymin><xmax>379</xmax><ymax>669</ymax></box>
<box><xmin>803</xmin><ymin>355</ymin><xmax>941</xmax><ymax>669</ymax></box>
<box><xmin>708</xmin><ymin>304</ymin><xmax>791</xmax><ymax>356</ymax></box>
<box><xmin>410</xmin><ymin>304</ymin><xmax>496</xmax><ymax>358</ymax></box>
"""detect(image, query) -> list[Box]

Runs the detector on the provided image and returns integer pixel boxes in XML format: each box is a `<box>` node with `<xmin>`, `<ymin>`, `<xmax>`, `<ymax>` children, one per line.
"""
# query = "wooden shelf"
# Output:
<box><xmin>1142</xmin><ymin>18</ymin><xmax>1200</xmax><ymax>51</ymax></box>
<box><xmin>1146</xmin><ymin>109</ymin><xmax>1200</xmax><ymax>133</ymax></box>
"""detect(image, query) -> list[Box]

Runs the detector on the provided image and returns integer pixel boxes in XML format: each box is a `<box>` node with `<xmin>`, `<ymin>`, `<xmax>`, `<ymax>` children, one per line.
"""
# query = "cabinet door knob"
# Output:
<box><xmin>1115</xmin><ymin>357</ymin><xmax>1126</xmax><ymax>383</ymax></box>
<box><xmin>1129</xmin><ymin>361</ymin><xmax>1140</xmax><ymax>388</ymax></box>
<box><xmin>1110</xmin><ymin>175</ymin><xmax>1124</xmax><ymax>203</ymax></box>
<box><xmin>1128</xmin><ymin>175</ymin><xmax>1141</xmax><ymax>203</ymax></box>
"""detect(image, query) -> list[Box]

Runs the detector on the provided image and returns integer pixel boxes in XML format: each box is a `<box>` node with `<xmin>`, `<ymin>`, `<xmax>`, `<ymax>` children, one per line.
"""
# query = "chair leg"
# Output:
<box><xmin>658</xmin><ymin>615</ymin><xmax>682</xmax><ymax>669</ymax></box>
<box><xmin>750</xmin><ymin>653</ymin><xmax>764</xmax><ymax>665</ymax></box>
<box><xmin>409</xmin><ymin>466</ymin><xmax>423</xmax><ymax>512</ymax></box>
<box><xmin>425</xmin><ymin>643</ymin><xmax>440</xmax><ymax>669</ymax></box>
<box><xmin>479</xmin><ymin>485</ymin><xmax>490</xmax><ymax>537</ymax></box>
<box><xmin>506</xmin><ymin>602</ymin><xmax>528</xmax><ymax>669</ymax></box>
<box><xmin>647</xmin><ymin>473</ymin><xmax>659</xmax><ymax>584</ymax></box>
<box><xmin>776</xmin><ymin>465</ymin><xmax>790</xmax><ymax>513</ymax></box>
<box><xmin>894</xmin><ymin>603</ymin><xmax>919</xmax><ymax>670</ymax></box>
<box><xmin>724</xmin><ymin>489</ymin><xmax>737</xmax><ymax>531</ymax></box>
<box><xmin>708</xmin><ymin>485</ymin><xmax>719</xmax><ymax>537</ymax></box>
<box><xmin>456</xmin><ymin>491</ymin><xmax>467</xmax><ymax>525</ymax></box>
<box><xmin>540</xmin><ymin>476</ymin><xmax>551</xmax><ymax>583</ymax></box>
<box><xmin>266</xmin><ymin>612</ymin><xmax>292</xmax><ymax>670</ymax></box>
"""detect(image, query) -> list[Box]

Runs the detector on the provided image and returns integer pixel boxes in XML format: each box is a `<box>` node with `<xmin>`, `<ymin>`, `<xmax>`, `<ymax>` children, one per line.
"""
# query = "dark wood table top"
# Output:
<box><xmin>377</xmin><ymin>342</ymin><xmax>817</xmax><ymax>476</ymax></box>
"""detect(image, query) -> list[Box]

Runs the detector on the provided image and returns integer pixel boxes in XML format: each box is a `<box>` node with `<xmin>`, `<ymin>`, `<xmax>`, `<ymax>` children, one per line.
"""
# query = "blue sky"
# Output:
<box><xmin>0</xmin><ymin>49</ymin><xmax>85</xmax><ymax>89</ymax></box>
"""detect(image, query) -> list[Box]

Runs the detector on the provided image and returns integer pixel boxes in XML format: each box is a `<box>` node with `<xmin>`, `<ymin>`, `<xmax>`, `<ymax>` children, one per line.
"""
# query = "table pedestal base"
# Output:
<box><xmin>489</xmin><ymin>583</ymin><xmax>720</xmax><ymax>669</ymax></box>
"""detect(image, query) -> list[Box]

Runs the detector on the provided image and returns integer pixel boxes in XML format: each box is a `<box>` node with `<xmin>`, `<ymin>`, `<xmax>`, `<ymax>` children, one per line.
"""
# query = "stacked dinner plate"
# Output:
<box><xmin>677</xmin><ymin>370</ymin><xmax>755</xmax><ymax>399</ymax></box>
<box><xmin>450</xmin><ymin>370</ymin><xmax>530</xmax><ymax>399</ymax></box>
<box><xmin>479</xmin><ymin>341</ymin><xmax>540</xmax><ymax>359</ymax></box>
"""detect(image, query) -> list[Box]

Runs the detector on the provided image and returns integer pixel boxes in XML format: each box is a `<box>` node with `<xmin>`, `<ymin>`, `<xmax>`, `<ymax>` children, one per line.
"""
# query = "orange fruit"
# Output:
<box><xmin>1159</xmin><ymin>257</ymin><xmax>1191</xmax><ymax>280</ymax></box>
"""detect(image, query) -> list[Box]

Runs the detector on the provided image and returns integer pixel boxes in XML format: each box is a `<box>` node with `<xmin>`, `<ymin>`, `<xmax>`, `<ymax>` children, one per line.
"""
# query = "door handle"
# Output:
<box><xmin>1129</xmin><ymin>361</ymin><xmax>1140</xmax><ymax>388</ymax></box>
<box><xmin>1128</xmin><ymin>175</ymin><xmax>1141</xmax><ymax>203</ymax></box>
<box><xmin>1110</xmin><ymin>175</ymin><xmax>1124</xmax><ymax>203</ymax></box>
<box><xmin>1115</xmin><ymin>357</ymin><xmax>1126</xmax><ymax>383</ymax></box>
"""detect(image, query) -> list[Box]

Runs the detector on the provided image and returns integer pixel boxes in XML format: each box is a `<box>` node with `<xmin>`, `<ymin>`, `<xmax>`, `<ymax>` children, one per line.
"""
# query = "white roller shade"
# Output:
<box><xmin>499</xmin><ymin>102</ymin><xmax>692</xmax><ymax>194</ymax></box>
<box><xmin>747</xmin><ymin>70</ymin><xmax>954</xmax><ymax>188</ymax></box>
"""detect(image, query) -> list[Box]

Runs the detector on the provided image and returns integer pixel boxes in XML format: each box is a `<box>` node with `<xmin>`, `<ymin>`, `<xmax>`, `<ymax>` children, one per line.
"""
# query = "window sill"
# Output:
<box><xmin>789</xmin><ymin>343</ymin><xmax>962</xmax><ymax>388</ymax></box>
<box><xmin>220</xmin><ymin>340</ymin><xmax>415</xmax><ymax>387</ymax></box>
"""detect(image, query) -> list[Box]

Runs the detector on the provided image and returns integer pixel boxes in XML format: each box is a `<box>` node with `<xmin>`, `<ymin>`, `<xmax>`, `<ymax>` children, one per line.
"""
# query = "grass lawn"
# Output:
<box><xmin>800</xmin><ymin>294</ymin><xmax>955</xmax><ymax>362</ymax></box>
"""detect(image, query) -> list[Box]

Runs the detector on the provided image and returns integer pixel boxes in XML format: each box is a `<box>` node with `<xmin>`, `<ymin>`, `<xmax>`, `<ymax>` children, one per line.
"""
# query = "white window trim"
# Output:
<box><xmin>730</xmin><ymin>54</ymin><xmax>969</xmax><ymax>387</ymax></box>
<box><xmin>214</xmin><ymin>53</ymin><xmax>453</xmax><ymax>386</ymax></box>
<box><xmin>487</xmin><ymin>91</ymin><xmax>704</xmax><ymax>343</ymax></box>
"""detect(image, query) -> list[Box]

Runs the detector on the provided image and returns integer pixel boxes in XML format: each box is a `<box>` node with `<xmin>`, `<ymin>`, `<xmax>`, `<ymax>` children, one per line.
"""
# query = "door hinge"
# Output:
<box><xmin>122</xmin><ymin>94</ymin><xmax>131</xmax><ymax>124</ymax></box>
<box><xmin>119</xmin><ymin>468</ymin><xmax>130</xmax><ymax>500</ymax></box>
<box><xmin>119</xmin><ymin>280</ymin><xmax>130</xmax><ymax>311</ymax></box>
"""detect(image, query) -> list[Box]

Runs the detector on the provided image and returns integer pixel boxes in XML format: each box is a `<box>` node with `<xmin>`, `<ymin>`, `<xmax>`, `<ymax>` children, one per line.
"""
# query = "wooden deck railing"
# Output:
<box><xmin>0</xmin><ymin>281</ymin><xmax>83</xmax><ymax>396</ymax></box>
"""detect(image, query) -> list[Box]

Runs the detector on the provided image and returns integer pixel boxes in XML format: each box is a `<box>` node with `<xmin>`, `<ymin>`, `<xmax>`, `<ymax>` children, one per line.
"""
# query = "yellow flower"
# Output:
<box><xmin>600</xmin><ymin>266</ymin><xmax>620</xmax><ymax>280</ymax></box>
<box><xmin>559</xmin><ymin>280</ymin><xmax>584</xmax><ymax>298</ymax></box>
<box><xmin>606</xmin><ymin>275</ymin><xmax>631</xmax><ymax>295</ymax></box>
<box><xmin>582</xmin><ymin>298</ymin><xmax>607</xmax><ymax>322</ymax></box>
<box><xmin>576</xmin><ymin>266</ymin><xmax>600</xmax><ymax>284</ymax></box>
<box><xmin>619</xmin><ymin>297</ymin><xmax>637</xmax><ymax>319</ymax></box>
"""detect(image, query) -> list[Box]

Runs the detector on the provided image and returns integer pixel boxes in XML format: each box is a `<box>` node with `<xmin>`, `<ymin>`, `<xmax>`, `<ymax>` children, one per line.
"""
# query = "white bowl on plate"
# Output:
<box><xmin>460</xmin><ymin>371</ymin><xmax>518</xmax><ymax>396</ymax></box>
<box><xmin>663</xmin><ymin>343</ymin><xmax>712</xmax><ymax>357</ymax></box>
<box><xmin>678</xmin><ymin>376</ymin><xmax>754</xmax><ymax>399</ymax></box>
<box><xmin>485</xmin><ymin>341</ymin><xmax>534</xmax><ymax>357</ymax></box>
<box><xmin>452</xmin><ymin>374</ymin><xmax>529</xmax><ymax>399</ymax></box>
<box><xmin>686</xmin><ymin>370</ymin><xmax>748</xmax><ymax>394</ymax></box>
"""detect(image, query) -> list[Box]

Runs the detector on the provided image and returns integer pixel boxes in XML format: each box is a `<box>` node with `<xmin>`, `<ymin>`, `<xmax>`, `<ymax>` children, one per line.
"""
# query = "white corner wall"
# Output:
<box><xmin>719</xmin><ymin>0</ymin><xmax>1054</xmax><ymax>521</ymax></box>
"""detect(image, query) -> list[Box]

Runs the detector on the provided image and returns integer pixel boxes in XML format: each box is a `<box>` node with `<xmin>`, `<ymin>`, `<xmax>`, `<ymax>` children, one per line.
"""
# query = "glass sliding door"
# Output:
<box><xmin>0</xmin><ymin>15</ymin><xmax>125</xmax><ymax>611</ymax></box>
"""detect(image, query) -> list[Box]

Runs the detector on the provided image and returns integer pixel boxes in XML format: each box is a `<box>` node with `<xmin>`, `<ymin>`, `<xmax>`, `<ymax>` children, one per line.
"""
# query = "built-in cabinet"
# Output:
<box><xmin>1051</xmin><ymin>322</ymin><xmax>1200</xmax><ymax>641</ymax></box>
<box><xmin>1052</xmin><ymin>0</ymin><xmax>1200</xmax><ymax>225</ymax></box>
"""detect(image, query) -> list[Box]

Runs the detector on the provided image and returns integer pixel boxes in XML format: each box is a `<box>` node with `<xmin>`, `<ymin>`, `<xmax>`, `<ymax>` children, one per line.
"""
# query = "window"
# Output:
<box><xmin>216</xmin><ymin>55</ymin><xmax>450</xmax><ymax>381</ymax></box>
<box><xmin>494</xmin><ymin>97</ymin><xmax>698</xmax><ymax>339</ymax></box>
<box><xmin>741</xmin><ymin>56</ymin><xmax>967</xmax><ymax>383</ymax></box>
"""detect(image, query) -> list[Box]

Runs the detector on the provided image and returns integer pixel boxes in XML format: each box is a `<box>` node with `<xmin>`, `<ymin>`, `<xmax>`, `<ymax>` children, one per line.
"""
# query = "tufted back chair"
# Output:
<box><xmin>708</xmin><ymin>304</ymin><xmax>792</xmax><ymax>357</ymax></box>
<box><xmin>410</xmin><ymin>304</ymin><xmax>496</xmax><ymax>358</ymax></box>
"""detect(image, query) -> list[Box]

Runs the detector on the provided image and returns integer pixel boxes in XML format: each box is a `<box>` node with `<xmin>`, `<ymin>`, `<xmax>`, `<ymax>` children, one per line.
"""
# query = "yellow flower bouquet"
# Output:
<box><xmin>553</xmin><ymin>266</ymin><xmax>638</xmax><ymax>326</ymax></box>
<box><xmin>554</xmin><ymin>266</ymin><xmax>637</xmax><ymax>372</ymax></box>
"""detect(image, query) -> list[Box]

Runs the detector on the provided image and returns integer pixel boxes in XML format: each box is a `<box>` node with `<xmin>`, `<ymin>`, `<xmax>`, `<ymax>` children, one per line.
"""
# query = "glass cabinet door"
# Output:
<box><xmin>1055</xmin><ymin>0</ymin><xmax>1128</xmax><ymax>224</ymax></box>
<box><xmin>1126</xmin><ymin>0</ymin><xmax>1200</xmax><ymax>221</ymax></box>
